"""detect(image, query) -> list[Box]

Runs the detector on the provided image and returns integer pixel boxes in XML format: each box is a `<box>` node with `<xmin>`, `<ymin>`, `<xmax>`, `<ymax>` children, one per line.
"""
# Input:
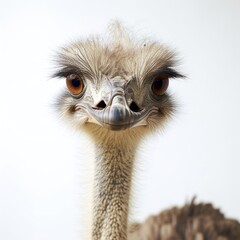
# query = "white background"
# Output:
<box><xmin>0</xmin><ymin>0</ymin><xmax>240</xmax><ymax>239</ymax></box>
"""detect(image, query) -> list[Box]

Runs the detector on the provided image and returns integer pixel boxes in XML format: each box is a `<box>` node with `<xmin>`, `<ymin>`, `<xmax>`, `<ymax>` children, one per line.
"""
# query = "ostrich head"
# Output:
<box><xmin>54</xmin><ymin>22</ymin><xmax>183</xmax><ymax>142</ymax></box>
<box><xmin>53</xmin><ymin>22</ymin><xmax>184</xmax><ymax>240</ymax></box>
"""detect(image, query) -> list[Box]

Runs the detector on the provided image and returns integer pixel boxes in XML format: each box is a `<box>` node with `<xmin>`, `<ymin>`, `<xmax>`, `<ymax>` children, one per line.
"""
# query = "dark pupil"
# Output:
<box><xmin>71</xmin><ymin>78</ymin><xmax>80</xmax><ymax>88</ymax></box>
<box><xmin>154</xmin><ymin>79</ymin><xmax>163</xmax><ymax>89</ymax></box>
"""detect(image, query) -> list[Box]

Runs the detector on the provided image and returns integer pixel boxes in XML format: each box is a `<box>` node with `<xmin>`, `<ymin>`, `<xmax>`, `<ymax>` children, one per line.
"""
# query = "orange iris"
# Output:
<box><xmin>151</xmin><ymin>75</ymin><xmax>169</xmax><ymax>96</ymax></box>
<box><xmin>66</xmin><ymin>74</ymin><xmax>84</xmax><ymax>95</ymax></box>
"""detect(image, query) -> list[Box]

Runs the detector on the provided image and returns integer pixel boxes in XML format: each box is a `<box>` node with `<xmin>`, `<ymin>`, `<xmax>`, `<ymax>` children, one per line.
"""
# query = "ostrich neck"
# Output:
<box><xmin>92</xmin><ymin>139</ymin><xmax>137</xmax><ymax>240</ymax></box>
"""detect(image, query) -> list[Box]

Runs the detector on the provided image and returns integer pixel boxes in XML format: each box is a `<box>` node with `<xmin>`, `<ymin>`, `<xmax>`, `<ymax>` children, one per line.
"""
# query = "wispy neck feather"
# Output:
<box><xmin>91</xmin><ymin>139</ymin><xmax>138</xmax><ymax>240</ymax></box>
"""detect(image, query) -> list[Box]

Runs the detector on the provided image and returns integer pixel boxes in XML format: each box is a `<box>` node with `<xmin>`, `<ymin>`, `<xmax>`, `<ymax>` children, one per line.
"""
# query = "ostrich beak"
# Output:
<box><xmin>102</xmin><ymin>94</ymin><xmax>133</xmax><ymax>131</ymax></box>
<box><xmin>85</xmin><ymin>88</ymin><xmax>152</xmax><ymax>131</ymax></box>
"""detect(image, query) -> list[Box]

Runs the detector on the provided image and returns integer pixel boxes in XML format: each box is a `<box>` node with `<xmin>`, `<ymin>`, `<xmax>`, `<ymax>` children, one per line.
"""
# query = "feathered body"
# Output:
<box><xmin>130</xmin><ymin>199</ymin><xmax>240</xmax><ymax>240</ymax></box>
<box><xmin>53</xmin><ymin>21</ymin><xmax>240</xmax><ymax>240</ymax></box>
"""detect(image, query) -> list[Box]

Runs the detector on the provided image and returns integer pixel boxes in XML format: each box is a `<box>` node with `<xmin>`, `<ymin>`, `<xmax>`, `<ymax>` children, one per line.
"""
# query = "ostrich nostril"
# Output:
<box><xmin>95</xmin><ymin>100</ymin><xmax>107</xmax><ymax>110</ymax></box>
<box><xmin>129</xmin><ymin>101</ymin><xmax>141</xmax><ymax>112</ymax></box>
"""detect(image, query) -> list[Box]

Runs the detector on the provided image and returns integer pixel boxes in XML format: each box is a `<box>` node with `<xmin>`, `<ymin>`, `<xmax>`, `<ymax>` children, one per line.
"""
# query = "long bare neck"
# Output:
<box><xmin>91</xmin><ymin>139</ymin><xmax>137</xmax><ymax>240</ymax></box>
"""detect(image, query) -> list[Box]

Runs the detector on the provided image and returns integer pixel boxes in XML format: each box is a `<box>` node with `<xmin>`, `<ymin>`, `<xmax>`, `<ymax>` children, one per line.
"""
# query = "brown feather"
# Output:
<box><xmin>129</xmin><ymin>199</ymin><xmax>240</xmax><ymax>240</ymax></box>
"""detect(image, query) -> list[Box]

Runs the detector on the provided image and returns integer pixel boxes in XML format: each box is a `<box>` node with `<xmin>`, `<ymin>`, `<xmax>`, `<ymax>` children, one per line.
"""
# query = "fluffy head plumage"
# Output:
<box><xmin>53</xmin><ymin>21</ymin><xmax>184</xmax><ymax>143</ymax></box>
<box><xmin>54</xmin><ymin>21</ymin><xmax>180</xmax><ymax>84</ymax></box>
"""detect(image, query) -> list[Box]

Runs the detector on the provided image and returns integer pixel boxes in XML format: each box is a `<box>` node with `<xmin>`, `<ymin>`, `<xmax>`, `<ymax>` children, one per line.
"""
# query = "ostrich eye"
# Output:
<box><xmin>151</xmin><ymin>75</ymin><xmax>169</xmax><ymax>96</ymax></box>
<box><xmin>66</xmin><ymin>74</ymin><xmax>84</xmax><ymax>95</ymax></box>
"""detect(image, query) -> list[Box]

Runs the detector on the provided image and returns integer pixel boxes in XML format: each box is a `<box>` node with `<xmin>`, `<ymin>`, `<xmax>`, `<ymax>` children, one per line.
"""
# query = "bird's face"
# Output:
<box><xmin>54</xmin><ymin>23</ymin><xmax>183</xmax><ymax>135</ymax></box>
<box><xmin>57</xmin><ymin>69</ymin><xmax>178</xmax><ymax>133</ymax></box>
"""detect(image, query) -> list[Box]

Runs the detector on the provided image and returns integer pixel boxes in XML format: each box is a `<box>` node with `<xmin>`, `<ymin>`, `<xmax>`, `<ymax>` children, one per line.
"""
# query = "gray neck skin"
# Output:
<box><xmin>92</xmin><ymin>140</ymin><xmax>136</xmax><ymax>240</ymax></box>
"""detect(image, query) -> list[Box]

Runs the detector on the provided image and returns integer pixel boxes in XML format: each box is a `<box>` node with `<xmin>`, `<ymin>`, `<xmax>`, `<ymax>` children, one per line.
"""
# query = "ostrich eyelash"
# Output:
<box><xmin>151</xmin><ymin>67</ymin><xmax>185</xmax><ymax>79</ymax></box>
<box><xmin>53</xmin><ymin>66</ymin><xmax>184</xmax><ymax>81</ymax></box>
<box><xmin>52</xmin><ymin>66</ymin><xmax>82</xmax><ymax>78</ymax></box>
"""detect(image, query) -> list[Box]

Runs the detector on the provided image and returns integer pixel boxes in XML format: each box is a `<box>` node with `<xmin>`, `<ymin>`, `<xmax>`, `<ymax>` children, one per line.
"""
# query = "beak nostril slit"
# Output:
<box><xmin>96</xmin><ymin>100</ymin><xmax>107</xmax><ymax>110</ymax></box>
<box><xmin>129</xmin><ymin>101</ymin><xmax>141</xmax><ymax>112</ymax></box>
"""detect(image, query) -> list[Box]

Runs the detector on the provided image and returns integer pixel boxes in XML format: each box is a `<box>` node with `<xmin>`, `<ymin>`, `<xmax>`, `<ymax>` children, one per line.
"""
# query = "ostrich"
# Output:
<box><xmin>53</xmin><ymin>22</ymin><xmax>240</xmax><ymax>240</ymax></box>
